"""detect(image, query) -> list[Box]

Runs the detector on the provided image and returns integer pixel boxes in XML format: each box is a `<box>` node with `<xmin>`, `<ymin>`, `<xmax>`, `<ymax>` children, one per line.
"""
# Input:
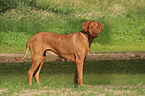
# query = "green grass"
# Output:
<box><xmin>0</xmin><ymin>0</ymin><xmax>145</xmax><ymax>53</ymax></box>
<box><xmin>0</xmin><ymin>60</ymin><xmax>145</xmax><ymax>95</ymax></box>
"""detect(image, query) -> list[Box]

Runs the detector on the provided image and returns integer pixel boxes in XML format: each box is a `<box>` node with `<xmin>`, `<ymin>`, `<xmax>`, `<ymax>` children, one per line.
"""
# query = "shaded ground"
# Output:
<box><xmin>0</xmin><ymin>52</ymin><xmax>145</xmax><ymax>63</ymax></box>
<box><xmin>0</xmin><ymin>52</ymin><xmax>145</xmax><ymax>95</ymax></box>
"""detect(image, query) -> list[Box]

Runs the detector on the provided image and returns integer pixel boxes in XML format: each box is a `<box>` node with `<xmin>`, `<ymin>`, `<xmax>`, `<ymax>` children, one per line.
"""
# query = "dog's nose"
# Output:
<box><xmin>94</xmin><ymin>32</ymin><xmax>98</xmax><ymax>34</ymax></box>
<box><xmin>94</xmin><ymin>32</ymin><xmax>98</xmax><ymax>37</ymax></box>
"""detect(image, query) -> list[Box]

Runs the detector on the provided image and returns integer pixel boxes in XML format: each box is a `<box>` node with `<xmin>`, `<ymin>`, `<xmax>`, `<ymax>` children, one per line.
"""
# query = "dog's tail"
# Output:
<box><xmin>14</xmin><ymin>39</ymin><xmax>30</xmax><ymax>61</ymax></box>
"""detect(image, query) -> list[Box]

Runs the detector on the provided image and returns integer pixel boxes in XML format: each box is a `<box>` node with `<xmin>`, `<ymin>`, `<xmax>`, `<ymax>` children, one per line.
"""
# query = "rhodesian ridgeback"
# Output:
<box><xmin>15</xmin><ymin>21</ymin><xmax>104</xmax><ymax>87</ymax></box>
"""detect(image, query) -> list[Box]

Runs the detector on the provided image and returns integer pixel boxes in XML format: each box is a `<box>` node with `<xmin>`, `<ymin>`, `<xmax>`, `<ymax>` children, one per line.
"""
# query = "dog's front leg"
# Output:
<box><xmin>74</xmin><ymin>67</ymin><xmax>78</xmax><ymax>87</ymax></box>
<box><xmin>75</xmin><ymin>60</ymin><xmax>84</xmax><ymax>86</ymax></box>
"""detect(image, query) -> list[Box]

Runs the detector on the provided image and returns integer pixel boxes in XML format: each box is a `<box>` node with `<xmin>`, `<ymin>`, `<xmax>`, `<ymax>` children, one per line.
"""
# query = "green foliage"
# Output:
<box><xmin>0</xmin><ymin>31</ymin><xmax>30</xmax><ymax>47</ymax></box>
<box><xmin>0</xmin><ymin>0</ymin><xmax>145</xmax><ymax>53</ymax></box>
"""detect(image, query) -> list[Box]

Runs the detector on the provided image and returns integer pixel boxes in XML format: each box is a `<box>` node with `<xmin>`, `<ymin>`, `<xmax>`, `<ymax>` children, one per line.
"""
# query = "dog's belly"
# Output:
<box><xmin>46</xmin><ymin>50</ymin><xmax>75</xmax><ymax>62</ymax></box>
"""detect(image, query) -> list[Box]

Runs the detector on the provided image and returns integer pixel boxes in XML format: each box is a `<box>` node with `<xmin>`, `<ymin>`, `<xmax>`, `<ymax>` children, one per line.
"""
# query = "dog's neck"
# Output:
<box><xmin>80</xmin><ymin>30</ymin><xmax>86</xmax><ymax>35</ymax></box>
<box><xmin>80</xmin><ymin>30</ymin><xmax>95</xmax><ymax>47</ymax></box>
<box><xmin>88</xmin><ymin>36</ymin><xmax>94</xmax><ymax>47</ymax></box>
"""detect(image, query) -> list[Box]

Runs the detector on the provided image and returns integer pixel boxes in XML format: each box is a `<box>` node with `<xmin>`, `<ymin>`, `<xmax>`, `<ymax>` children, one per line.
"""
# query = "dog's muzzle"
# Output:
<box><xmin>93</xmin><ymin>32</ymin><xmax>99</xmax><ymax>38</ymax></box>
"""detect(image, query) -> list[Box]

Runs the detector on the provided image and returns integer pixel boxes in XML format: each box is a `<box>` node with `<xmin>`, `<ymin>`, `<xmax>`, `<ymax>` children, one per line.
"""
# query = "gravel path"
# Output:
<box><xmin>0</xmin><ymin>52</ymin><xmax>145</xmax><ymax>63</ymax></box>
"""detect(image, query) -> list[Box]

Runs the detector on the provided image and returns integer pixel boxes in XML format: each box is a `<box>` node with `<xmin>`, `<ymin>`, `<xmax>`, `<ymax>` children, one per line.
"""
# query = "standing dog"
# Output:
<box><xmin>15</xmin><ymin>21</ymin><xmax>104</xmax><ymax>87</ymax></box>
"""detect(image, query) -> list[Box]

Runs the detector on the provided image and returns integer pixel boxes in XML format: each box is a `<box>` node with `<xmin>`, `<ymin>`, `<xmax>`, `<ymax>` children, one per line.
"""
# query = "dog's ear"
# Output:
<box><xmin>97</xmin><ymin>22</ymin><xmax>104</xmax><ymax>33</ymax></box>
<box><xmin>97</xmin><ymin>22</ymin><xmax>104</xmax><ymax>30</ymax></box>
<box><xmin>82</xmin><ymin>21</ymin><xmax>91</xmax><ymax>32</ymax></box>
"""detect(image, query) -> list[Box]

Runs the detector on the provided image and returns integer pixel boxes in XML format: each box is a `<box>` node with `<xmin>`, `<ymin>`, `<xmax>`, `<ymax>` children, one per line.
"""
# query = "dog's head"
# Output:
<box><xmin>82</xmin><ymin>21</ymin><xmax>104</xmax><ymax>38</ymax></box>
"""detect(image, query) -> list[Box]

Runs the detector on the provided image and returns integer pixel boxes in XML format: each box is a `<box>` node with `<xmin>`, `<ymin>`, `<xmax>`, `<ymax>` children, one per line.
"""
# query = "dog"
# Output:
<box><xmin>15</xmin><ymin>21</ymin><xmax>104</xmax><ymax>87</ymax></box>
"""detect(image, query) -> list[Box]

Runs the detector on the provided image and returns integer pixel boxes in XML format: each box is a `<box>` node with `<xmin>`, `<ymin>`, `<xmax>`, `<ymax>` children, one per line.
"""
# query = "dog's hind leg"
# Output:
<box><xmin>34</xmin><ymin>55</ymin><xmax>46</xmax><ymax>85</ymax></box>
<box><xmin>27</xmin><ymin>57</ymin><xmax>41</xmax><ymax>85</ymax></box>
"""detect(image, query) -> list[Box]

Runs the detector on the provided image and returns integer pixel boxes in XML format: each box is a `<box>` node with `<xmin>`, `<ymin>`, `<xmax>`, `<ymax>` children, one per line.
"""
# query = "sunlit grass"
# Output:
<box><xmin>0</xmin><ymin>0</ymin><xmax>145</xmax><ymax>53</ymax></box>
<box><xmin>91</xmin><ymin>44</ymin><xmax>145</xmax><ymax>52</ymax></box>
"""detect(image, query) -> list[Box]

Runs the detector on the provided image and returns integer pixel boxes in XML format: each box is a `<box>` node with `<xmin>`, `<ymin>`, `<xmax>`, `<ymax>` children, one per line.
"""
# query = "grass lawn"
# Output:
<box><xmin>0</xmin><ymin>0</ymin><xmax>145</xmax><ymax>53</ymax></box>
<box><xmin>0</xmin><ymin>59</ymin><xmax>145</xmax><ymax>95</ymax></box>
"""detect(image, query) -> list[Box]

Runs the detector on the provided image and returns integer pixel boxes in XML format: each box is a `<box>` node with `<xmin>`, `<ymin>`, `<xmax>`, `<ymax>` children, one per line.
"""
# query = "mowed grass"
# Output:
<box><xmin>0</xmin><ymin>59</ymin><xmax>145</xmax><ymax>95</ymax></box>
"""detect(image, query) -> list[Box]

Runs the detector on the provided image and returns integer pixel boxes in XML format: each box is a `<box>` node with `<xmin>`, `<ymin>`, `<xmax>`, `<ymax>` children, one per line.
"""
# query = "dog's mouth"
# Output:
<box><xmin>93</xmin><ymin>33</ymin><xmax>99</xmax><ymax>38</ymax></box>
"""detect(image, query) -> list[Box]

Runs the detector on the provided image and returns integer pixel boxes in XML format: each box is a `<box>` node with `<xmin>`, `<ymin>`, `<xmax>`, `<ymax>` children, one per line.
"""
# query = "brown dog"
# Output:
<box><xmin>15</xmin><ymin>21</ymin><xmax>104</xmax><ymax>86</ymax></box>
